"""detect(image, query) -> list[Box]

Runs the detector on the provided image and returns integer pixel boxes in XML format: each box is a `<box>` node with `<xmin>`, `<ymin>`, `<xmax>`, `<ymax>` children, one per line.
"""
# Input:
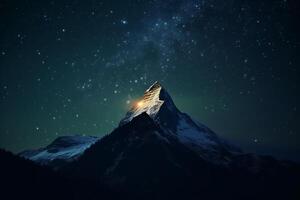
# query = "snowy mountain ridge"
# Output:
<box><xmin>19</xmin><ymin>135</ymin><xmax>98</xmax><ymax>168</ymax></box>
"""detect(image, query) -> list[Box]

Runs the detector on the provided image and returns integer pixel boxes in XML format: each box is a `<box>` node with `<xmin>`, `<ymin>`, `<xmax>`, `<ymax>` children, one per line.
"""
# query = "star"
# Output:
<box><xmin>121</xmin><ymin>19</ymin><xmax>128</xmax><ymax>25</ymax></box>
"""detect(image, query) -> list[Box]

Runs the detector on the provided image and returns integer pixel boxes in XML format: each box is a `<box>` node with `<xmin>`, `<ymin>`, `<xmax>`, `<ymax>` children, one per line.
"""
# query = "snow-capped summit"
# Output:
<box><xmin>120</xmin><ymin>81</ymin><xmax>178</xmax><ymax>126</ymax></box>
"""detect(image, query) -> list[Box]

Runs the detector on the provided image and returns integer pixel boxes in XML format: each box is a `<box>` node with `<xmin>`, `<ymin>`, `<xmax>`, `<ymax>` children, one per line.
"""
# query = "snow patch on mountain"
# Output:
<box><xmin>176</xmin><ymin>115</ymin><xmax>217</xmax><ymax>148</ymax></box>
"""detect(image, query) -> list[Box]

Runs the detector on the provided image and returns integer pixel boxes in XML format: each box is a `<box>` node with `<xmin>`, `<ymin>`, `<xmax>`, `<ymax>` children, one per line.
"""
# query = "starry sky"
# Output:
<box><xmin>0</xmin><ymin>0</ymin><xmax>299</xmax><ymax>160</ymax></box>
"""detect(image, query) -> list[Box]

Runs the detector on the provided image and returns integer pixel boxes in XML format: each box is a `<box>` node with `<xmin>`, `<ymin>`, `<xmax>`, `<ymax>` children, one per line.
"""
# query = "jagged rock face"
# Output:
<box><xmin>120</xmin><ymin>81</ymin><xmax>179</xmax><ymax>126</ymax></box>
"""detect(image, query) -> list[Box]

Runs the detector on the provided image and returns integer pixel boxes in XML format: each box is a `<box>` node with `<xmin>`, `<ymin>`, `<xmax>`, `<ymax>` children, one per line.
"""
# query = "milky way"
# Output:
<box><xmin>0</xmin><ymin>0</ymin><xmax>299</xmax><ymax>161</ymax></box>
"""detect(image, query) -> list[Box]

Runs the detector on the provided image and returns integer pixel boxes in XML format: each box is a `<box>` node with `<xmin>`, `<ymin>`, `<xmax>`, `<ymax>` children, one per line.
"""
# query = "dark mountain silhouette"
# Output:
<box><xmin>0</xmin><ymin>148</ymin><xmax>118</xmax><ymax>200</ymax></box>
<box><xmin>4</xmin><ymin>81</ymin><xmax>300</xmax><ymax>200</ymax></box>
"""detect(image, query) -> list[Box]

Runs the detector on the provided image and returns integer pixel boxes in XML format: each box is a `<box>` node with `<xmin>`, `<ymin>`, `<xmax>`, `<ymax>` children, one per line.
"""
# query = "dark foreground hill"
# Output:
<box><xmin>0</xmin><ymin>149</ymin><xmax>118</xmax><ymax>200</ymax></box>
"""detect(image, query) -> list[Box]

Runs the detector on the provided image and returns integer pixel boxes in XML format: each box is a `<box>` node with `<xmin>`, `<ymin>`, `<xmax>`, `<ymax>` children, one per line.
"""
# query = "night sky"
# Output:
<box><xmin>0</xmin><ymin>0</ymin><xmax>299</xmax><ymax>160</ymax></box>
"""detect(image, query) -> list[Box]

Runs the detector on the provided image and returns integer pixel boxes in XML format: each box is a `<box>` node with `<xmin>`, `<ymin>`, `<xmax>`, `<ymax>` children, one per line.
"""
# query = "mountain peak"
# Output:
<box><xmin>119</xmin><ymin>81</ymin><xmax>241</xmax><ymax>159</ymax></box>
<box><xmin>120</xmin><ymin>81</ymin><xmax>178</xmax><ymax>126</ymax></box>
<box><xmin>145</xmin><ymin>81</ymin><xmax>161</xmax><ymax>92</ymax></box>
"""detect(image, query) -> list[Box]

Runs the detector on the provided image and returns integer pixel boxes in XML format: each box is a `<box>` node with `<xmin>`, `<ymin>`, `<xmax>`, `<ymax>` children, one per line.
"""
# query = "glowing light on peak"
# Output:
<box><xmin>137</xmin><ymin>101</ymin><xmax>144</xmax><ymax>107</ymax></box>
